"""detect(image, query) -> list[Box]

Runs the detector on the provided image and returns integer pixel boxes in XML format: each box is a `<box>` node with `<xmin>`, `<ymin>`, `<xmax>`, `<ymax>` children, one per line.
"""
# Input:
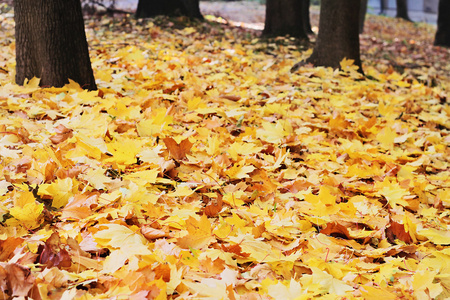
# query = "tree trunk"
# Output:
<box><xmin>359</xmin><ymin>0</ymin><xmax>368</xmax><ymax>33</ymax></box>
<box><xmin>182</xmin><ymin>0</ymin><xmax>203</xmax><ymax>19</ymax></box>
<box><xmin>434</xmin><ymin>0</ymin><xmax>450</xmax><ymax>47</ymax></box>
<box><xmin>379</xmin><ymin>0</ymin><xmax>387</xmax><ymax>14</ymax></box>
<box><xmin>302</xmin><ymin>0</ymin><xmax>313</xmax><ymax>34</ymax></box>
<box><xmin>15</xmin><ymin>0</ymin><xmax>96</xmax><ymax>90</ymax></box>
<box><xmin>396</xmin><ymin>0</ymin><xmax>412</xmax><ymax>21</ymax></box>
<box><xmin>301</xmin><ymin>0</ymin><xmax>363</xmax><ymax>73</ymax></box>
<box><xmin>135</xmin><ymin>0</ymin><xmax>203</xmax><ymax>19</ymax></box>
<box><xmin>263</xmin><ymin>0</ymin><xmax>308</xmax><ymax>39</ymax></box>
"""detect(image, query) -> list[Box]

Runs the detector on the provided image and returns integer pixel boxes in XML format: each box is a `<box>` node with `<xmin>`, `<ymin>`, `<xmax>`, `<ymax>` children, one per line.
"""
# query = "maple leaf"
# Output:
<box><xmin>38</xmin><ymin>177</ymin><xmax>75</xmax><ymax>208</ymax></box>
<box><xmin>177</xmin><ymin>215</ymin><xmax>215</xmax><ymax>249</ymax></box>
<box><xmin>225</xmin><ymin>163</ymin><xmax>256</xmax><ymax>179</ymax></box>
<box><xmin>375</xmin><ymin>177</ymin><xmax>411</xmax><ymax>208</ymax></box>
<box><xmin>418</xmin><ymin>228</ymin><xmax>450</xmax><ymax>245</ymax></box>
<box><xmin>360</xmin><ymin>285</ymin><xmax>398</xmax><ymax>300</ymax></box>
<box><xmin>267</xmin><ymin>280</ymin><xmax>305</xmax><ymax>300</ymax></box>
<box><xmin>8</xmin><ymin>200</ymin><xmax>44</xmax><ymax>229</ymax></box>
<box><xmin>0</xmin><ymin>263</ymin><xmax>35</xmax><ymax>298</ymax></box>
<box><xmin>303</xmin><ymin>267</ymin><xmax>354</xmax><ymax>296</ymax></box>
<box><xmin>94</xmin><ymin>224</ymin><xmax>152</xmax><ymax>272</ymax></box>
<box><xmin>163</xmin><ymin>137</ymin><xmax>193</xmax><ymax>161</ymax></box>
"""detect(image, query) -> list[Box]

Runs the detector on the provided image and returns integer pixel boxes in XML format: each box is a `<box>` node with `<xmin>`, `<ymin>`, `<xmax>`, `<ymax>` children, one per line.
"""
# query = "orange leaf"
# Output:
<box><xmin>387</xmin><ymin>220</ymin><xmax>413</xmax><ymax>244</ymax></box>
<box><xmin>204</xmin><ymin>194</ymin><xmax>223</xmax><ymax>217</ymax></box>
<box><xmin>141</xmin><ymin>226</ymin><xmax>168</xmax><ymax>240</ymax></box>
<box><xmin>320</xmin><ymin>222</ymin><xmax>351</xmax><ymax>239</ymax></box>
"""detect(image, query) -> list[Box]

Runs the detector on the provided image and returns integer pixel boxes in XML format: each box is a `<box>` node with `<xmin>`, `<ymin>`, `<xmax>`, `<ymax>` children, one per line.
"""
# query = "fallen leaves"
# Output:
<box><xmin>0</xmin><ymin>6</ymin><xmax>449</xmax><ymax>300</ymax></box>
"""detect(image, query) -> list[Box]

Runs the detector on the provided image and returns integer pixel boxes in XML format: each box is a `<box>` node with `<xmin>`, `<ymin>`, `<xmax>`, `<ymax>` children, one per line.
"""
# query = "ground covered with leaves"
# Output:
<box><xmin>0</xmin><ymin>5</ymin><xmax>449</xmax><ymax>299</ymax></box>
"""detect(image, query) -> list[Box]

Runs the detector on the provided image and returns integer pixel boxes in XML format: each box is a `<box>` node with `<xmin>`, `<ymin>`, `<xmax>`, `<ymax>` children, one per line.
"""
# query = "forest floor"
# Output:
<box><xmin>0</xmin><ymin>2</ymin><xmax>449</xmax><ymax>299</ymax></box>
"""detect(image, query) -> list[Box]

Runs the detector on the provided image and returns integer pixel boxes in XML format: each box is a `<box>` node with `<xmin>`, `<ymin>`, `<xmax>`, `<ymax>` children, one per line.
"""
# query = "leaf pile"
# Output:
<box><xmin>0</xmin><ymin>9</ymin><xmax>449</xmax><ymax>299</ymax></box>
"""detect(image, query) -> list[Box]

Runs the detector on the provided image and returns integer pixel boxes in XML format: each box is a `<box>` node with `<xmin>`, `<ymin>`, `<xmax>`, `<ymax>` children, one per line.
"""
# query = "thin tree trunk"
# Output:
<box><xmin>263</xmin><ymin>0</ymin><xmax>307</xmax><ymax>39</ymax></box>
<box><xmin>301</xmin><ymin>0</ymin><xmax>363</xmax><ymax>73</ymax></box>
<box><xmin>396</xmin><ymin>0</ymin><xmax>412</xmax><ymax>21</ymax></box>
<box><xmin>379</xmin><ymin>0</ymin><xmax>387</xmax><ymax>14</ymax></box>
<box><xmin>434</xmin><ymin>0</ymin><xmax>450</xmax><ymax>47</ymax></box>
<box><xmin>15</xmin><ymin>0</ymin><xmax>96</xmax><ymax>90</ymax></box>
<box><xmin>302</xmin><ymin>0</ymin><xmax>313</xmax><ymax>34</ymax></box>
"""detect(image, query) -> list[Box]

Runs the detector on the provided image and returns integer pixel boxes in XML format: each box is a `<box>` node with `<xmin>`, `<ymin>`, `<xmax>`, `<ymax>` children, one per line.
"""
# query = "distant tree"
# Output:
<box><xmin>434</xmin><ymin>0</ymin><xmax>450</xmax><ymax>47</ymax></box>
<box><xmin>396</xmin><ymin>0</ymin><xmax>412</xmax><ymax>21</ymax></box>
<box><xmin>359</xmin><ymin>0</ymin><xmax>368</xmax><ymax>33</ymax></box>
<box><xmin>263</xmin><ymin>0</ymin><xmax>308</xmax><ymax>39</ymax></box>
<box><xmin>15</xmin><ymin>0</ymin><xmax>96</xmax><ymax>90</ymax></box>
<box><xmin>379</xmin><ymin>0</ymin><xmax>387</xmax><ymax>15</ymax></box>
<box><xmin>135</xmin><ymin>0</ymin><xmax>203</xmax><ymax>19</ymax></box>
<box><xmin>292</xmin><ymin>0</ymin><xmax>363</xmax><ymax>73</ymax></box>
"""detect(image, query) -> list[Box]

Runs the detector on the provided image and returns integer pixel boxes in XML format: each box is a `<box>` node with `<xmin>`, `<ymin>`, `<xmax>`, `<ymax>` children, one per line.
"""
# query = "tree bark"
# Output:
<box><xmin>396</xmin><ymin>0</ymin><xmax>412</xmax><ymax>21</ymax></box>
<box><xmin>15</xmin><ymin>0</ymin><xmax>96</xmax><ymax>90</ymax></box>
<box><xmin>302</xmin><ymin>0</ymin><xmax>313</xmax><ymax>34</ymax></box>
<box><xmin>434</xmin><ymin>0</ymin><xmax>450</xmax><ymax>47</ymax></box>
<box><xmin>183</xmin><ymin>0</ymin><xmax>203</xmax><ymax>19</ymax></box>
<box><xmin>263</xmin><ymin>0</ymin><xmax>308</xmax><ymax>39</ymax></box>
<box><xmin>299</xmin><ymin>0</ymin><xmax>363</xmax><ymax>73</ymax></box>
<box><xmin>135</xmin><ymin>0</ymin><xmax>203</xmax><ymax>19</ymax></box>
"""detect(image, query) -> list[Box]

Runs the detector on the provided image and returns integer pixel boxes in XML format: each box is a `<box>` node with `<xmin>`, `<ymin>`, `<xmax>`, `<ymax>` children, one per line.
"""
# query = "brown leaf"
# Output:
<box><xmin>220</xmin><ymin>94</ymin><xmax>241</xmax><ymax>101</ymax></box>
<box><xmin>0</xmin><ymin>263</ymin><xmax>35</xmax><ymax>298</ymax></box>
<box><xmin>320</xmin><ymin>222</ymin><xmax>351</xmax><ymax>239</ymax></box>
<box><xmin>49</xmin><ymin>124</ymin><xmax>73</xmax><ymax>144</ymax></box>
<box><xmin>204</xmin><ymin>194</ymin><xmax>223</xmax><ymax>217</ymax></box>
<box><xmin>387</xmin><ymin>221</ymin><xmax>413</xmax><ymax>244</ymax></box>
<box><xmin>37</xmin><ymin>232</ymin><xmax>72</xmax><ymax>268</ymax></box>
<box><xmin>141</xmin><ymin>226</ymin><xmax>168</xmax><ymax>240</ymax></box>
<box><xmin>221</xmin><ymin>244</ymin><xmax>251</xmax><ymax>258</ymax></box>
<box><xmin>153</xmin><ymin>263</ymin><xmax>171</xmax><ymax>282</ymax></box>
<box><xmin>163</xmin><ymin>137</ymin><xmax>193</xmax><ymax>160</ymax></box>
<box><xmin>0</xmin><ymin>237</ymin><xmax>24</xmax><ymax>262</ymax></box>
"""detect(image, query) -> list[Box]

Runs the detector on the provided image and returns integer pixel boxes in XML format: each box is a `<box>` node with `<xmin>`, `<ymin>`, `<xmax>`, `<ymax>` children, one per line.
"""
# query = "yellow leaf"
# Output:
<box><xmin>222</xmin><ymin>192</ymin><xmax>245</xmax><ymax>206</ymax></box>
<box><xmin>206</xmin><ymin>135</ymin><xmax>220</xmax><ymax>156</ymax></box>
<box><xmin>9</xmin><ymin>202</ymin><xmax>44</xmax><ymax>229</ymax></box>
<box><xmin>177</xmin><ymin>215</ymin><xmax>215</xmax><ymax>249</ymax></box>
<box><xmin>123</xmin><ymin>169</ymin><xmax>159</xmax><ymax>185</ymax></box>
<box><xmin>308</xmin><ymin>267</ymin><xmax>353</xmax><ymax>295</ymax></box>
<box><xmin>137</xmin><ymin>108</ymin><xmax>173</xmax><ymax>137</ymax></box>
<box><xmin>340</xmin><ymin>57</ymin><xmax>354</xmax><ymax>70</ymax></box>
<box><xmin>94</xmin><ymin>224</ymin><xmax>152</xmax><ymax>273</ymax></box>
<box><xmin>256</xmin><ymin>120</ymin><xmax>291</xmax><ymax>143</ymax></box>
<box><xmin>226</xmin><ymin>163</ymin><xmax>256</xmax><ymax>179</ymax></box>
<box><xmin>267</xmin><ymin>280</ymin><xmax>306</xmax><ymax>300</ymax></box>
<box><xmin>418</xmin><ymin>228</ymin><xmax>450</xmax><ymax>245</ymax></box>
<box><xmin>360</xmin><ymin>285</ymin><xmax>398</xmax><ymax>300</ymax></box>
<box><xmin>412</xmin><ymin>270</ymin><xmax>443</xmax><ymax>299</ymax></box>
<box><xmin>38</xmin><ymin>178</ymin><xmax>75</xmax><ymax>208</ymax></box>
<box><xmin>167</xmin><ymin>184</ymin><xmax>195</xmax><ymax>197</ymax></box>
<box><xmin>375</xmin><ymin>178</ymin><xmax>410</xmax><ymax>208</ymax></box>
<box><xmin>80</xmin><ymin>168</ymin><xmax>114</xmax><ymax>190</ymax></box>
<box><xmin>228</xmin><ymin>234</ymin><xmax>280</xmax><ymax>262</ymax></box>
<box><xmin>137</xmin><ymin>145</ymin><xmax>164</xmax><ymax>164</ymax></box>
<box><xmin>227</xmin><ymin>142</ymin><xmax>263</xmax><ymax>160</ymax></box>
<box><xmin>376</xmin><ymin>126</ymin><xmax>397</xmax><ymax>150</ymax></box>
<box><xmin>105</xmin><ymin>137</ymin><xmax>144</xmax><ymax>167</ymax></box>
<box><xmin>187</xmin><ymin>96</ymin><xmax>206</xmax><ymax>111</ymax></box>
